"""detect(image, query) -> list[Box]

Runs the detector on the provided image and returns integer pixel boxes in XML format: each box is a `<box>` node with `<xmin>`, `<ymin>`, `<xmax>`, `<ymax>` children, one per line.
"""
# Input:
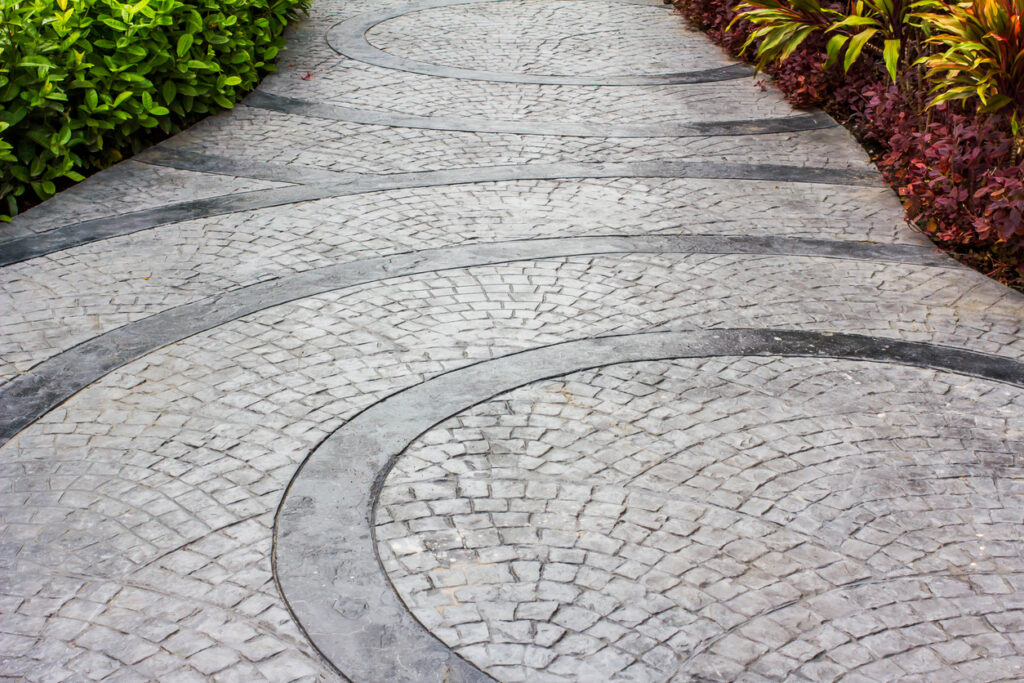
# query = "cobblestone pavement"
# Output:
<box><xmin>1</xmin><ymin>0</ymin><xmax>1023</xmax><ymax>681</ymax></box>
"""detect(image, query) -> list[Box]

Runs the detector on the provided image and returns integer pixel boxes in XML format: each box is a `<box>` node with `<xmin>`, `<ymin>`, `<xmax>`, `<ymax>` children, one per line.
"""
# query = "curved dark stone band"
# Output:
<box><xmin>0</xmin><ymin>235</ymin><xmax>953</xmax><ymax>445</ymax></box>
<box><xmin>245</xmin><ymin>91</ymin><xmax>838</xmax><ymax>138</ymax></box>
<box><xmin>0</xmin><ymin>160</ymin><xmax>879</xmax><ymax>267</ymax></box>
<box><xmin>326</xmin><ymin>0</ymin><xmax>753</xmax><ymax>86</ymax></box>
<box><xmin>273</xmin><ymin>328</ymin><xmax>1024</xmax><ymax>682</ymax></box>
<box><xmin>136</xmin><ymin>147</ymin><xmax>362</xmax><ymax>185</ymax></box>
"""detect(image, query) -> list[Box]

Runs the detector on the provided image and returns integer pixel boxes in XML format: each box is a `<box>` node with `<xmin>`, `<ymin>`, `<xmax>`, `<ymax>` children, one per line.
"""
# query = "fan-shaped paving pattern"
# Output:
<box><xmin>376</xmin><ymin>357</ymin><xmax>1024</xmax><ymax>681</ymax></box>
<box><xmin>2</xmin><ymin>266</ymin><xmax>788</xmax><ymax>680</ymax></box>
<box><xmin>3</xmin><ymin>0</ymin><xmax>1024</xmax><ymax>677</ymax></box>
<box><xmin>5</xmin><ymin>263</ymin><xmax>1021</xmax><ymax>680</ymax></box>
<box><xmin>365</xmin><ymin>0</ymin><xmax>733</xmax><ymax>76</ymax></box>
<box><xmin>7</xmin><ymin>251</ymin><xmax>1024</xmax><ymax>387</ymax></box>
<box><xmin>0</xmin><ymin>186</ymin><xmax>919</xmax><ymax>384</ymax></box>
<box><xmin>0</xmin><ymin>303</ymin><xmax>492</xmax><ymax>681</ymax></box>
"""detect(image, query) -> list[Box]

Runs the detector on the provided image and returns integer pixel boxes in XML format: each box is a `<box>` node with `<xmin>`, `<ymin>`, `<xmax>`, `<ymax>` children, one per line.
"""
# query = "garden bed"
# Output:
<box><xmin>674</xmin><ymin>0</ymin><xmax>1024</xmax><ymax>291</ymax></box>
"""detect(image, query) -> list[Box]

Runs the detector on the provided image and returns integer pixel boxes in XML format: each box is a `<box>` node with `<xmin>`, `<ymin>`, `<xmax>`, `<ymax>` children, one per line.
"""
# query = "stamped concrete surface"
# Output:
<box><xmin>1</xmin><ymin>0</ymin><xmax>1023</xmax><ymax>681</ymax></box>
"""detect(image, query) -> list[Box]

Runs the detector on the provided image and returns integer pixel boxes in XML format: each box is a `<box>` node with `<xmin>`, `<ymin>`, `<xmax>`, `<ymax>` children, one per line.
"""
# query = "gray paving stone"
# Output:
<box><xmin>372</xmin><ymin>357</ymin><xmax>1024</xmax><ymax>680</ymax></box>
<box><xmin>3</xmin><ymin>0</ymin><xmax>1024</xmax><ymax>679</ymax></box>
<box><xmin>344</xmin><ymin>0</ymin><xmax>741</xmax><ymax>83</ymax></box>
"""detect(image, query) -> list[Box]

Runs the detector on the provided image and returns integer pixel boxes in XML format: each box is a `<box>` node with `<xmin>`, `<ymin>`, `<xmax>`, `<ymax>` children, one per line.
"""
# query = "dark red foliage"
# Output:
<box><xmin>762</xmin><ymin>35</ymin><xmax>843</xmax><ymax>108</ymax></box>
<box><xmin>675</xmin><ymin>0</ymin><xmax>746</xmax><ymax>50</ymax></box>
<box><xmin>675</xmin><ymin>0</ymin><xmax>841</xmax><ymax>107</ymax></box>
<box><xmin>976</xmin><ymin>168</ymin><xmax>1024</xmax><ymax>241</ymax></box>
<box><xmin>674</xmin><ymin>0</ymin><xmax>1024</xmax><ymax>287</ymax></box>
<box><xmin>863</xmin><ymin>86</ymin><xmax>1024</xmax><ymax>246</ymax></box>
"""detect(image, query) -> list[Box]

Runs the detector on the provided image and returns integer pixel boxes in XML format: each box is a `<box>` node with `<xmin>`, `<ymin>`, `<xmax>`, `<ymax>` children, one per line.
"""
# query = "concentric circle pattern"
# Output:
<box><xmin>377</xmin><ymin>357</ymin><xmax>1024</xmax><ymax>681</ymax></box>
<box><xmin>365</xmin><ymin>0</ymin><xmax>733</xmax><ymax>76</ymax></box>
<box><xmin>326</xmin><ymin>0</ymin><xmax>752</xmax><ymax>86</ymax></box>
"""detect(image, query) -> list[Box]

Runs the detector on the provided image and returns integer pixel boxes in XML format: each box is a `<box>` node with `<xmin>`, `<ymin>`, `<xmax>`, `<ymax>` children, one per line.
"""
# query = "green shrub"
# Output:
<box><xmin>0</xmin><ymin>0</ymin><xmax>309</xmax><ymax>220</ymax></box>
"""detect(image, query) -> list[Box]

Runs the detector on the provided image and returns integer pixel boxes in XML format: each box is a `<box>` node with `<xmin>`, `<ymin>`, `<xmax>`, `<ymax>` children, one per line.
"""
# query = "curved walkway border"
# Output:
<box><xmin>274</xmin><ymin>328</ymin><xmax>1024</xmax><ymax>682</ymax></box>
<box><xmin>0</xmin><ymin>235</ymin><xmax>946</xmax><ymax>446</ymax></box>
<box><xmin>326</xmin><ymin>0</ymin><xmax>753</xmax><ymax>85</ymax></box>
<box><xmin>137</xmin><ymin>147</ymin><xmax>362</xmax><ymax>185</ymax></box>
<box><xmin>0</xmin><ymin>235</ymin><xmax>952</xmax><ymax>445</ymax></box>
<box><xmin>0</xmin><ymin>161</ymin><xmax>880</xmax><ymax>267</ymax></box>
<box><xmin>244</xmin><ymin>91</ymin><xmax>838</xmax><ymax>138</ymax></box>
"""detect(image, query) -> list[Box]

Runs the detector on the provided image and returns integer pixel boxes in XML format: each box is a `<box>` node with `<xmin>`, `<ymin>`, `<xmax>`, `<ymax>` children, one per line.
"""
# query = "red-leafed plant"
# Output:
<box><xmin>674</xmin><ymin>0</ymin><xmax>1024</xmax><ymax>288</ymax></box>
<box><xmin>863</xmin><ymin>85</ymin><xmax>1024</xmax><ymax>244</ymax></box>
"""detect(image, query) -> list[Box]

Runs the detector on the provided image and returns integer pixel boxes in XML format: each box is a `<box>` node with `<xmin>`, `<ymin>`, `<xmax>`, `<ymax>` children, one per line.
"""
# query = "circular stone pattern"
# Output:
<box><xmin>375</xmin><ymin>356</ymin><xmax>1024</xmax><ymax>681</ymax></box>
<box><xmin>366</xmin><ymin>0</ymin><xmax>735</xmax><ymax>77</ymax></box>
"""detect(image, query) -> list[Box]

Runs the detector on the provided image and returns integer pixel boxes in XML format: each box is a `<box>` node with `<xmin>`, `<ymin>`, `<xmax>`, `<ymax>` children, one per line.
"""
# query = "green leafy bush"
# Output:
<box><xmin>0</xmin><ymin>0</ymin><xmax>309</xmax><ymax>219</ymax></box>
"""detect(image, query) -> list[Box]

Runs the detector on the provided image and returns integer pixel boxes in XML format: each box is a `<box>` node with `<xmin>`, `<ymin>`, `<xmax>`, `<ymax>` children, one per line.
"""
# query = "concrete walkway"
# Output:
<box><xmin>2</xmin><ymin>0</ymin><xmax>1024</xmax><ymax>680</ymax></box>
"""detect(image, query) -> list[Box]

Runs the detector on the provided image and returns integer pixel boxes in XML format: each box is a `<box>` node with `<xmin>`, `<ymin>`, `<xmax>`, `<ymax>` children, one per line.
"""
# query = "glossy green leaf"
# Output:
<box><xmin>161</xmin><ymin>80</ymin><xmax>177</xmax><ymax>103</ymax></box>
<box><xmin>176</xmin><ymin>32</ymin><xmax>193</xmax><ymax>57</ymax></box>
<box><xmin>17</xmin><ymin>56</ymin><xmax>55</xmax><ymax>69</ymax></box>
<box><xmin>825</xmin><ymin>34</ymin><xmax>849</xmax><ymax>68</ymax></box>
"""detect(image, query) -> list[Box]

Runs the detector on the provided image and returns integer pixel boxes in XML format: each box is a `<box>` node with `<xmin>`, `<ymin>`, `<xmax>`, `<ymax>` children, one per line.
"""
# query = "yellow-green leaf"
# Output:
<box><xmin>844</xmin><ymin>28</ymin><xmax>877</xmax><ymax>72</ymax></box>
<box><xmin>825</xmin><ymin>34</ymin><xmax>848</xmax><ymax>68</ymax></box>
<box><xmin>883</xmin><ymin>39</ymin><xmax>900</xmax><ymax>82</ymax></box>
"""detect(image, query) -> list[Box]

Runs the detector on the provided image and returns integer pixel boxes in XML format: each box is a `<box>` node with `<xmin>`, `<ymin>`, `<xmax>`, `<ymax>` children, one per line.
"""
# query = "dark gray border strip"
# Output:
<box><xmin>0</xmin><ymin>235</ymin><xmax>952</xmax><ymax>445</ymax></box>
<box><xmin>273</xmin><ymin>328</ymin><xmax>1024</xmax><ymax>682</ymax></box>
<box><xmin>0</xmin><ymin>161</ymin><xmax>879</xmax><ymax>266</ymax></box>
<box><xmin>245</xmin><ymin>91</ymin><xmax>838</xmax><ymax>138</ymax></box>
<box><xmin>136</xmin><ymin>147</ymin><xmax>362</xmax><ymax>185</ymax></box>
<box><xmin>327</xmin><ymin>0</ymin><xmax>753</xmax><ymax>85</ymax></box>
